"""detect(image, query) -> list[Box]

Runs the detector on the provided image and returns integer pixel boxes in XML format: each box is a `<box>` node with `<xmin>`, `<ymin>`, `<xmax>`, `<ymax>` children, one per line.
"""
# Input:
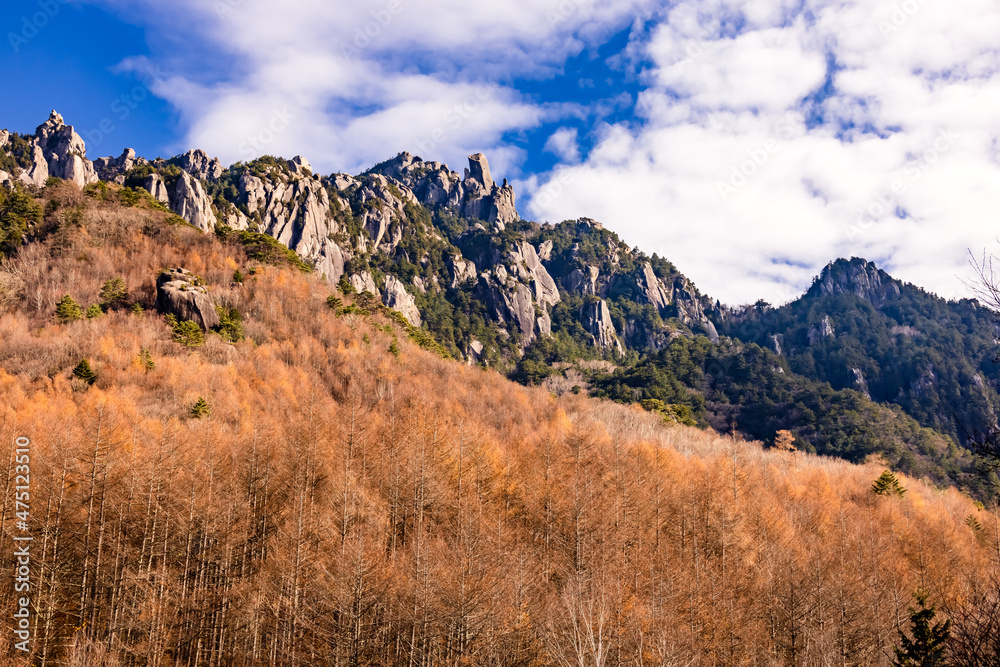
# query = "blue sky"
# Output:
<box><xmin>4</xmin><ymin>0</ymin><xmax>1000</xmax><ymax>307</ymax></box>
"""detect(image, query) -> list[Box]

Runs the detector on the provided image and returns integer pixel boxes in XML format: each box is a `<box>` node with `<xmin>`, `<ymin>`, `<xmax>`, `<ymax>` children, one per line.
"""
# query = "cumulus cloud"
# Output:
<box><xmin>82</xmin><ymin>0</ymin><xmax>1000</xmax><ymax>305</ymax></box>
<box><xmin>82</xmin><ymin>0</ymin><xmax>656</xmax><ymax>175</ymax></box>
<box><xmin>527</xmin><ymin>0</ymin><xmax>1000</xmax><ymax>305</ymax></box>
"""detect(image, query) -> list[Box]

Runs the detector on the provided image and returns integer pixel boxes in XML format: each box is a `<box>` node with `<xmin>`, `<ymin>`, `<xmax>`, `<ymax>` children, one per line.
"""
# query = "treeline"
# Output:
<box><xmin>0</xmin><ymin>183</ymin><xmax>998</xmax><ymax>666</ymax></box>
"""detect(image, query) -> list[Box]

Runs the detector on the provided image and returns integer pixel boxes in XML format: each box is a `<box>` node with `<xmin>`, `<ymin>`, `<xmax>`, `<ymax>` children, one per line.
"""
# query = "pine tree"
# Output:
<box><xmin>893</xmin><ymin>594</ymin><xmax>950</xmax><ymax>667</ymax></box>
<box><xmin>72</xmin><ymin>359</ymin><xmax>97</xmax><ymax>386</ymax></box>
<box><xmin>233</xmin><ymin>269</ymin><xmax>244</xmax><ymax>285</ymax></box>
<box><xmin>872</xmin><ymin>470</ymin><xmax>906</xmax><ymax>497</ymax></box>
<box><xmin>86</xmin><ymin>304</ymin><xmax>103</xmax><ymax>319</ymax></box>
<box><xmin>55</xmin><ymin>295</ymin><xmax>84</xmax><ymax>322</ymax></box>
<box><xmin>190</xmin><ymin>397</ymin><xmax>210</xmax><ymax>419</ymax></box>
<box><xmin>98</xmin><ymin>277</ymin><xmax>129</xmax><ymax>311</ymax></box>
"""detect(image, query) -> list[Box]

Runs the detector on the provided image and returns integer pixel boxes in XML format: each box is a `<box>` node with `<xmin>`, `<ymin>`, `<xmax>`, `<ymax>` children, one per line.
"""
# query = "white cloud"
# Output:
<box><xmin>527</xmin><ymin>0</ymin><xmax>1000</xmax><ymax>305</ymax></box>
<box><xmin>82</xmin><ymin>0</ymin><xmax>658</xmax><ymax>176</ymax></box>
<box><xmin>81</xmin><ymin>0</ymin><xmax>1000</xmax><ymax>306</ymax></box>
<box><xmin>544</xmin><ymin>127</ymin><xmax>581</xmax><ymax>163</ymax></box>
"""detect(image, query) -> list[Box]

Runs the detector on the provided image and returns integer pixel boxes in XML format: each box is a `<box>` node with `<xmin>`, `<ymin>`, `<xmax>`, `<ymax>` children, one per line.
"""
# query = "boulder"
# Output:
<box><xmin>0</xmin><ymin>130</ymin><xmax>8</xmax><ymax>149</ymax></box>
<box><xmin>383</xmin><ymin>275</ymin><xmax>421</xmax><ymax>326</ymax></box>
<box><xmin>155</xmin><ymin>268</ymin><xmax>220</xmax><ymax>330</ymax></box>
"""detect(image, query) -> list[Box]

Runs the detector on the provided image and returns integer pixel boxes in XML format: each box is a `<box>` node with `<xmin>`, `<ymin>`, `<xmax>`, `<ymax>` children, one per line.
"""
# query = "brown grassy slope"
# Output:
<box><xmin>0</xmin><ymin>182</ymin><xmax>997</xmax><ymax>666</ymax></box>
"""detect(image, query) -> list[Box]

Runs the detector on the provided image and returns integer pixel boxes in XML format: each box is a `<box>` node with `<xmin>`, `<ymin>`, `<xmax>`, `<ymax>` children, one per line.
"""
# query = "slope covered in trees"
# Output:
<box><xmin>0</xmin><ymin>181</ymin><xmax>998</xmax><ymax>666</ymax></box>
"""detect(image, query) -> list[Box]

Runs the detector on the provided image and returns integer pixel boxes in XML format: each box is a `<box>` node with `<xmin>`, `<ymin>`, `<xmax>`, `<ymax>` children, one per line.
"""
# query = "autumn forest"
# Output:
<box><xmin>0</xmin><ymin>182</ymin><xmax>999</xmax><ymax>666</ymax></box>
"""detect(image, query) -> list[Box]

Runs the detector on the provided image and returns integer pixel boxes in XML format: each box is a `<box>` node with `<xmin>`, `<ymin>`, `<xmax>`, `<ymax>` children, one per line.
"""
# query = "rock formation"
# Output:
<box><xmin>173</xmin><ymin>149</ymin><xmax>223</xmax><ymax>182</ymax></box>
<box><xmin>17</xmin><ymin>111</ymin><xmax>99</xmax><ymax>188</ymax></box>
<box><xmin>810</xmin><ymin>258</ymin><xmax>901</xmax><ymax>306</ymax></box>
<box><xmin>383</xmin><ymin>275</ymin><xmax>421</xmax><ymax>326</ymax></box>
<box><xmin>583</xmin><ymin>300</ymin><xmax>623</xmax><ymax>353</ymax></box>
<box><xmin>807</xmin><ymin>315</ymin><xmax>835</xmax><ymax>346</ymax></box>
<box><xmin>155</xmin><ymin>268</ymin><xmax>220</xmax><ymax>331</ymax></box>
<box><xmin>171</xmin><ymin>171</ymin><xmax>216</xmax><ymax>231</ymax></box>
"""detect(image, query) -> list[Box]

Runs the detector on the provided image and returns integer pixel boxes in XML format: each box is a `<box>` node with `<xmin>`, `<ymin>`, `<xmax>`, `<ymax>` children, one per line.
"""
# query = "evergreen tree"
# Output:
<box><xmin>0</xmin><ymin>184</ymin><xmax>41</xmax><ymax>258</ymax></box>
<box><xmin>893</xmin><ymin>594</ymin><xmax>950</xmax><ymax>667</ymax></box>
<box><xmin>190</xmin><ymin>397</ymin><xmax>210</xmax><ymax>419</ymax></box>
<box><xmin>86</xmin><ymin>304</ymin><xmax>103</xmax><ymax>319</ymax></box>
<box><xmin>165</xmin><ymin>314</ymin><xmax>205</xmax><ymax>347</ymax></box>
<box><xmin>55</xmin><ymin>295</ymin><xmax>84</xmax><ymax>323</ymax></box>
<box><xmin>98</xmin><ymin>277</ymin><xmax>129</xmax><ymax>311</ymax></box>
<box><xmin>72</xmin><ymin>359</ymin><xmax>97</xmax><ymax>386</ymax></box>
<box><xmin>873</xmin><ymin>470</ymin><xmax>907</xmax><ymax>497</ymax></box>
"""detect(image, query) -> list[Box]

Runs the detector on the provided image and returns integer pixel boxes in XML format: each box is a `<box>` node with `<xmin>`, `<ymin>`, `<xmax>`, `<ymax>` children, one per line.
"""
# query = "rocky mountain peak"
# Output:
<box><xmin>467</xmin><ymin>152</ymin><xmax>493</xmax><ymax>190</ymax></box>
<box><xmin>808</xmin><ymin>257</ymin><xmax>901</xmax><ymax>307</ymax></box>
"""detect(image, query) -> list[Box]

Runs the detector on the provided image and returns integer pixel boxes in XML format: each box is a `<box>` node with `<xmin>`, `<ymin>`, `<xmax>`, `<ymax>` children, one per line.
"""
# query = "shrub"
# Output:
<box><xmin>86</xmin><ymin>304</ymin><xmax>102</xmax><ymax>319</ymax></box>
<box><xmin>55</xmin><ymin>295</ymin><xmax>83</xmax><ymax>322</ymax></box>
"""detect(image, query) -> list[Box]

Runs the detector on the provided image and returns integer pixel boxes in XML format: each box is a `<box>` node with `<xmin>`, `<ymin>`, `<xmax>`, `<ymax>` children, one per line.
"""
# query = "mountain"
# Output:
<box><xmin>0</xmin><ymin>177</ymin><xmax>994</xmax><ymax>665</ymax></box>
<box><xmin>722</xmin><ymin>258</ymin><xmax>1000</xmax><ymax>445</ymax></box>
<box><xmin>2</xmin><ymin>111</ymin><xmax>999</xmax><ymax>496</ymax></box>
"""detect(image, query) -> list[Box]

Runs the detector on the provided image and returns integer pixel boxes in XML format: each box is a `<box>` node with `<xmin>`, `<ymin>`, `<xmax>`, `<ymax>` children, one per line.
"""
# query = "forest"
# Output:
<box><xmin>0</xmin><ymin>181</ymin><xmax>999</xmax><ymax>665</ymax></box>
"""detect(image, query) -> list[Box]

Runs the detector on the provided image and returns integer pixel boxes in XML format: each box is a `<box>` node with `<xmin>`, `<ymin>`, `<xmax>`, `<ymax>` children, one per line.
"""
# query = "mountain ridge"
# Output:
<box><xmin>3</xmin><ymin>110</ymin><xmax>999</xmax><ymax>495</ymax></box>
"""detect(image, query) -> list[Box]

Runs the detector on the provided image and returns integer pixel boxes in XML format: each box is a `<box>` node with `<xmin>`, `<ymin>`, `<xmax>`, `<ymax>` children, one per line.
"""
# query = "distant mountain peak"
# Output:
<box><xmin>807</xmin><ymin>257</ymin><xmax>901</xmax><ymax>306</ymax></box>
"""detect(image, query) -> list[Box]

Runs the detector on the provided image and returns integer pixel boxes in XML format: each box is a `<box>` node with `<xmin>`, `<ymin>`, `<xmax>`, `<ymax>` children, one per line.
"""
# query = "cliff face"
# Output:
<box><xmin>0</xmin><ymin>112</ymin><xmax>730</xmax><ymax>360</ymax></box>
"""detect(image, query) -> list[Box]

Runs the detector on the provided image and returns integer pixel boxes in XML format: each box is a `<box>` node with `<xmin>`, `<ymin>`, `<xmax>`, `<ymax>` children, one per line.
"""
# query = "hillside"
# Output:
<box><xmin>7</xmin><ymin>112</ymin><xmax>1000</xmax><ymax>495</ymax></box>
<box><xmin>0</xmin><ymin>182</ymin><xmax>998</xmax><ymax>665</ymax></box>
